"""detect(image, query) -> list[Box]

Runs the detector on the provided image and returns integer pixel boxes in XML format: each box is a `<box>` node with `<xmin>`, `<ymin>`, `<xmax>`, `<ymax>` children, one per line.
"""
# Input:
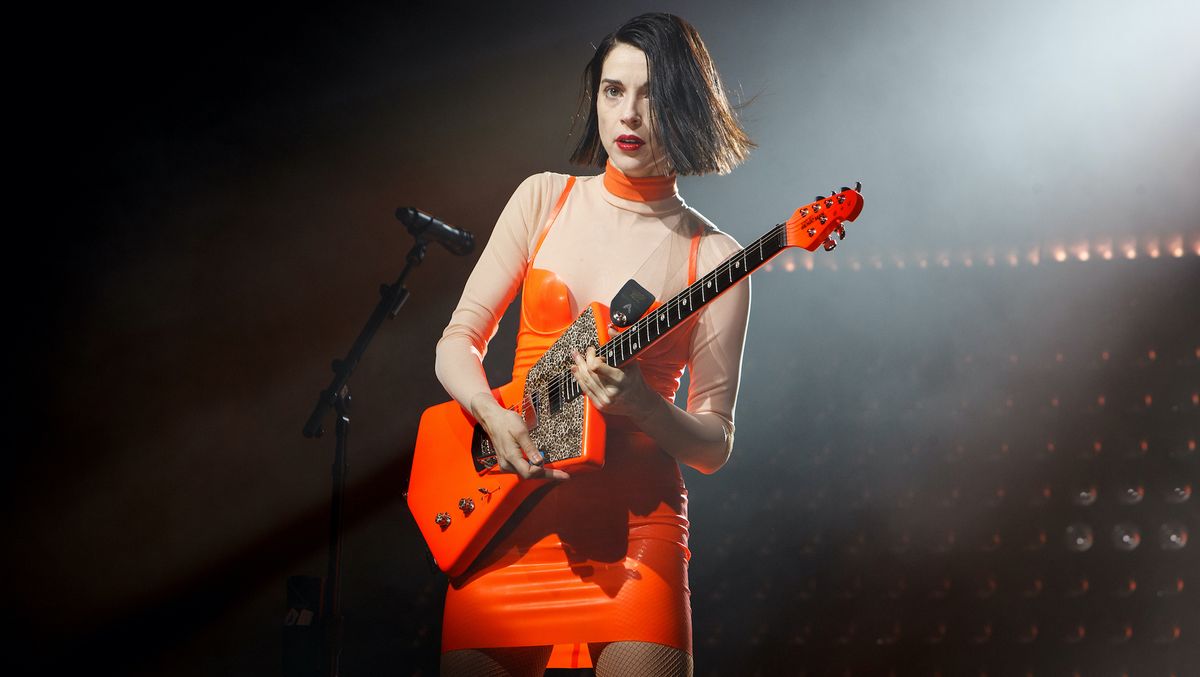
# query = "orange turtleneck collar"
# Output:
<box><xmin>603</xmin><ymin>160</ymin><xmax>677</xmax><ymax>202</ymax></box>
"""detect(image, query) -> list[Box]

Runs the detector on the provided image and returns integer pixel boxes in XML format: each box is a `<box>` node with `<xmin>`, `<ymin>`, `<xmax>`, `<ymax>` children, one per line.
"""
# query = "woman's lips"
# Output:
<box><xmin>615</xmin><ymin>135</ymin><xmax>644</xmax><ymax>151</ymax></box>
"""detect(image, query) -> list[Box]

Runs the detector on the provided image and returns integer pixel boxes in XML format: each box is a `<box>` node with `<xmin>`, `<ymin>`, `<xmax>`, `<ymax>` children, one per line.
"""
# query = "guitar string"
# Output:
<box><xmin>497</xmin><ymin>190</ymin><xmax>852</xmax><ymax>452</ymax></box>
<box><xmin>523</xmin><ymin>187</ymin><xmax>852</xmax><ymax>422</ymax></box>
<box><xmin>518</xmin><ymin>220</ymin><xmax>791</xmax><ymax>425</ymax></box>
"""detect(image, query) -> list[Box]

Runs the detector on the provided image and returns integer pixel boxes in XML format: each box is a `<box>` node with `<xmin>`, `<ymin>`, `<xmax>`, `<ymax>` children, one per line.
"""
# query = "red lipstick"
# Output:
<box><xmin>615</xmin><ymin>134</ymin><xmax>644</xmax><ymax>151</ymax></box>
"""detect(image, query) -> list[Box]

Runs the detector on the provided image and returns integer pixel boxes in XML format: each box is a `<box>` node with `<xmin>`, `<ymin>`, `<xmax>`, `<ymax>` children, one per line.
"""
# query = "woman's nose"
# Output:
<box><xmin>620</xmin><ymin>99</ymin><xmax>642</xmax><ymax>128</ymax></box>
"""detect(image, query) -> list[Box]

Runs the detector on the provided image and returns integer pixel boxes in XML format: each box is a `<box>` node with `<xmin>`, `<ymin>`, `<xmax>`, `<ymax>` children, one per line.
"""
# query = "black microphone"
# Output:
<box><xmin>395</xmin><ymin>207</ymin><xmax>475</xmax><ymax>256</ymax></box>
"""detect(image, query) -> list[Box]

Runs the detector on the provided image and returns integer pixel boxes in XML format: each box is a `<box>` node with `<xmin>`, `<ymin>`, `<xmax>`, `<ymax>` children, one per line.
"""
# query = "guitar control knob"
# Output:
<box><xmin>435</xmin><ymin>512</ymin><xmax>452</xmax><ymax>528</ymax></box>
<box><xmin>823</xmin><ymin>237</ymin><xmax>837</xmax><ymax>251</ymax></box>
<box><xmin>458</xmin><ymin>498</ymin><xmax>475</xmax><ymax>514</ymax></box>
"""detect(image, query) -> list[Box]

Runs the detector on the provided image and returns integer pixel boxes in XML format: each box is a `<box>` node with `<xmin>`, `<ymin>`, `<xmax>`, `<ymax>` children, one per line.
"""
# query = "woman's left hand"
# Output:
<box><xmin>571</xmin><ymin>346</ymin><xmax>655</xmax><ymax>418</ymax></box>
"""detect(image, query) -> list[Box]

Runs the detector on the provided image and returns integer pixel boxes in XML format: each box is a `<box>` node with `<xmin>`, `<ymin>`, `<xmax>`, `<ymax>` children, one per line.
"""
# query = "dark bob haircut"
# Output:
<box><xmin>570</xmin><ymin>13</ymin><xmax>755</xmax><ymax>176</ymax></box>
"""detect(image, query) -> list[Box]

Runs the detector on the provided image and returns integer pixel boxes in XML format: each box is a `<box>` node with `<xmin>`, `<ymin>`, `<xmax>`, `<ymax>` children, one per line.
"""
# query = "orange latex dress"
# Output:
<box><xmin>434</xmin><ymin>163</ymin><xmax>750</xmax><ymax>667</ymax></box>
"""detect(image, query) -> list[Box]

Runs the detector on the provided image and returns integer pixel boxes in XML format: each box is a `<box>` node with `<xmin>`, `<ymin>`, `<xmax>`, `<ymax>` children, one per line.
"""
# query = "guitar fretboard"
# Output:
<box><xmin>556</xmin><ymin>222</ymin><xmax>789</xmax><ymax>405</ymax></box>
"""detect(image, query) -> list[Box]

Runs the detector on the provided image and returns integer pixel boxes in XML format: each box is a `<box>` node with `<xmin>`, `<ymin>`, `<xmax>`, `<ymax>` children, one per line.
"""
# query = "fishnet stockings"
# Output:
<box><xmin>440</xmin><ymin>641</ymin><xmax>691</xmax><ymax>676</ymax></box>
<box><xmin>440</xmin><ymin>646</ymin><xmax>552</xmax><ymax>677</ymax></box>
<box><xmin>592</xmin><ymin>641</ymin><xmax>693</xmax><ymax>677</ymax></box>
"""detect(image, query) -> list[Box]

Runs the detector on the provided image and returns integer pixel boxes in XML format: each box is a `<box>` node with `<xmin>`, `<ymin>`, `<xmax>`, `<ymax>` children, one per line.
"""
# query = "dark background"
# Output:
<box><xmin>16</xmin><ymin>1</ymin><xmax>1198</xmax><ymax>675</ymax></box>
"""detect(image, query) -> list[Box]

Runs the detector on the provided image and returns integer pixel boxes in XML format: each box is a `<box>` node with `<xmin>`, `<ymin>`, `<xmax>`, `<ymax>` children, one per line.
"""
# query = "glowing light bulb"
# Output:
<box><xmin>1159</xmin><ymin>522</ymin><xmax>1188</xmax><ymax>550</ymax></box>
<box><xmin>1168</xmin><ymin>235</ymin><xmax>1183</xmax><ymax>258</ymax></box>
<box><xmin>1111</xmin><ymin>523</ymin><xmax>1141</xmax><ymax>551</ymax></box>
<box><xmin>1065</xmin><ymin>523</ymin><xmax>1094</xmax><ymax>552</ymax></box>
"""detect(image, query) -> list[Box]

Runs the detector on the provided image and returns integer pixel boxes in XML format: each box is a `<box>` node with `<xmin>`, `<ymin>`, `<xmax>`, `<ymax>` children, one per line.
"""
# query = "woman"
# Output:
<box><xmin>434</xmin><ymin>13</ymin><xmax>754</xmax><ymax>676</ymax></box>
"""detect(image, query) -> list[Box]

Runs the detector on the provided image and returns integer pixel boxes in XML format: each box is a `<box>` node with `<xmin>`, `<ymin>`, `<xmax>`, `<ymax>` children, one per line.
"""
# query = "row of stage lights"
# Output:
<box><xmin>768</xmin><ymin>234</ymin><xmax>1200</xmax><ymax>272</ymax></box>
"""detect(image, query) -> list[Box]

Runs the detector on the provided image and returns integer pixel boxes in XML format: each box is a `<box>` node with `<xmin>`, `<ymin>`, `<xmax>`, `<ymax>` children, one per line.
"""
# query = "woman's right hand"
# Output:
<box><xmin>469</xmin><ymin>392</ymin><xmax>570</xmax><ymax>481</ymax></box>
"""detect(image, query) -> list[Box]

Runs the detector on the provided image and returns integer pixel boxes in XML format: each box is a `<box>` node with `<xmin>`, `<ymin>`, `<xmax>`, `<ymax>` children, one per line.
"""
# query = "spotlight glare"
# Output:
<box><xmin>784</xmin><ymin>257</ymin><xmax>796</xmax><ymax>272</ymax></box>
<box><xmin>803</xmin><ymin>257</ymin><xmax>813</xmax><ymax>271</ymax></box>
<box><xmin>1168</xmin><ymin>236</ymin><xmax>1183</xmax><ymax>258</ymax></box>
<box><xmin>1053</xmin><ymin>248</ymin><xmax>1067</xmax><ymax>263</ymax></box>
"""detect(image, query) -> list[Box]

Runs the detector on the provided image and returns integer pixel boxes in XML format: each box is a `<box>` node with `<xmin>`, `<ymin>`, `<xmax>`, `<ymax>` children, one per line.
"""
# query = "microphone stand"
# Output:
<box><xmin>300</xmin><ymin>237</ymin><xmax>430</xmax><ymax>677</ymax></box>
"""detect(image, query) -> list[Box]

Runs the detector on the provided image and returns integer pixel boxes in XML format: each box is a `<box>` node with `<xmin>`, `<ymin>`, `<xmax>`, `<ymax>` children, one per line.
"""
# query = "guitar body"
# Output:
<box><xmin>408</xmin><ymin>303</ymin><xmax>613</xmax><ymax>578</ymax></box>
<box><xmin>408</xmin><ymin>184</ymin><xmax>864</xmax><ymax>577</ymax></box>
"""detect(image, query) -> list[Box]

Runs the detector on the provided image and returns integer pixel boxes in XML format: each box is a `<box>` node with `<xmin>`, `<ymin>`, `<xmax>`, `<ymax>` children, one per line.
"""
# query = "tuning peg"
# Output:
<box><xmin>823</xmin><ymin>237</ymin><xmax>837</xmax><ymax>251</ymax></box>
<box><xmin>855</xmin><ymin>181</ymin><xmax>862</xmax><ymax>192</ymax></box>
<box><xmin>815</xmin><ymin>196</ymin><xmax>826</xmax><ymax>202</ymax></box>
<box><xmin>840</xmin><ymin>186</ymin><xmax>851</xmax><ymax>193</ymax></box>
<box><xmin>830</xmin><ymin>190</ymin><xmax>836</xmax><ymax>197</ymax></box>
<box><xmin>836</xmin><ymin>225</ymin><xmax>847</xmax><ymax>240</ymax></box>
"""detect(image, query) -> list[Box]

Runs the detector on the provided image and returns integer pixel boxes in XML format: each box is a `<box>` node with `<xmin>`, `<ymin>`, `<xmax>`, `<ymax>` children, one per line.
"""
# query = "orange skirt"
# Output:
<box><xmin>441</xmin><ymin>424</ymin><xmax>692</xmax><ymax>665</ymax></box>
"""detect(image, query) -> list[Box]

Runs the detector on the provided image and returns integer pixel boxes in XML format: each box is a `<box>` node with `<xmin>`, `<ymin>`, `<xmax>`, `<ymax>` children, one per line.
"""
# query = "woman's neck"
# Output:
<box><xmin>603</xmin><ymin>160</ymin><xmax>677</xmax><ymax>202</ymax></box>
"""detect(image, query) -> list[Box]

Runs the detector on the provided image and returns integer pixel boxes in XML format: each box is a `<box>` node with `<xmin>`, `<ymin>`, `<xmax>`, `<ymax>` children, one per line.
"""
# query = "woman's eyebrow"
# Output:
<box><xmin>600</xmin><ymin>77</ymin><xmax>648</xmax><ymax>92</ymax></box>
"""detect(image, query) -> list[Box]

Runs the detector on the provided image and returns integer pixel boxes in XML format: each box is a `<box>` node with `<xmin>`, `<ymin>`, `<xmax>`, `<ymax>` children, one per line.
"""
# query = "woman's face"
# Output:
<box><xmin>596</xmin><ymin>42</ymin><xmax>670</xmax><ymax>178</ymax></box>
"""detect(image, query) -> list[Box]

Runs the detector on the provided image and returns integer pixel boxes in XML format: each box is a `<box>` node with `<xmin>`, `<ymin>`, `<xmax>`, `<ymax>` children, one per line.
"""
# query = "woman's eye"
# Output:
<box><xmin>604</xmin><ymin>86</ymin><xmax>620</xmax><ymax>97</ymax></box>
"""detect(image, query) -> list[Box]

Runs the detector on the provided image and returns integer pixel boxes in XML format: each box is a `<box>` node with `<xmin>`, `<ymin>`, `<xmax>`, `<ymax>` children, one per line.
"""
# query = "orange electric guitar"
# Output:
<box><xmin>408</xmin><ymin>183</ymin><xmax>864</xmax><ymax>576</ymax></box>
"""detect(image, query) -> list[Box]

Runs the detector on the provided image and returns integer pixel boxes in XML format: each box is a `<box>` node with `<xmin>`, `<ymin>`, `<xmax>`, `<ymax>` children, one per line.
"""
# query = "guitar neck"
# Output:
<box><xmin>555</xmin><ymin>183</ymin><xmax>862</xmax><ymax>406</ymax></box>
<box><xmin>598</xmin><ymin>223</ymin><xmax>787</xmax><ymax>368</ymax></box>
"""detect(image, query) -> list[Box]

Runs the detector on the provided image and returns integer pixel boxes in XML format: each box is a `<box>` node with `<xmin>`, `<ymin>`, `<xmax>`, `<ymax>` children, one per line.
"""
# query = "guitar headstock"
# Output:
<box><xmin>784</xmin><ymin>182</ymin><xmax>864</xmax><ymax>252</ymax></box>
